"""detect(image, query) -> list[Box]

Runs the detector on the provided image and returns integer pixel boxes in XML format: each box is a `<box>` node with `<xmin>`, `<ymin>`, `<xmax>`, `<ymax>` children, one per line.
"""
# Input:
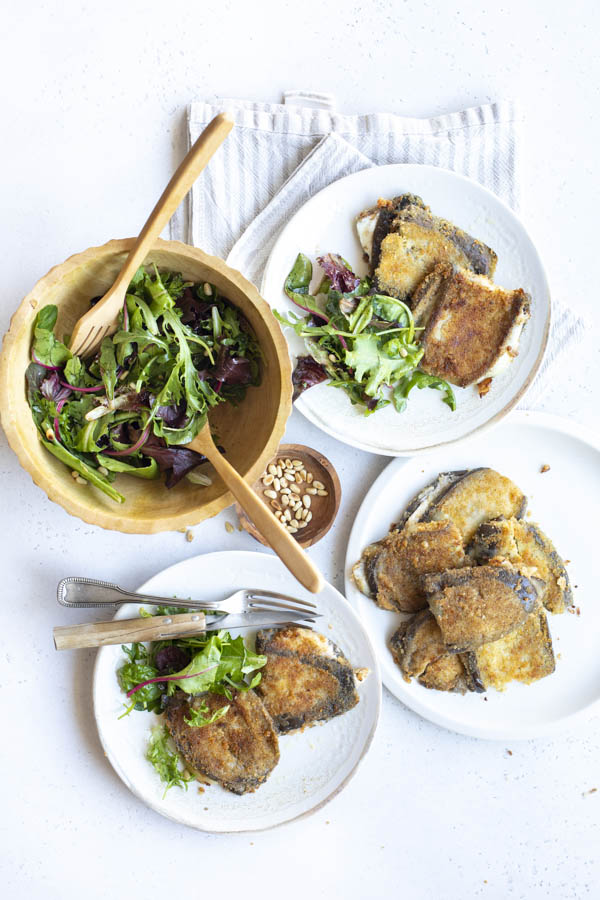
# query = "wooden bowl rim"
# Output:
<box><xmin>0</xmin><ymin>237</ymin><xmax>292</xmax><ymax>533</ymax></box>
<box><xmin>236</xmin><ymin>442</ymin><xmax>342</xmax><ymax>548</ymax></box>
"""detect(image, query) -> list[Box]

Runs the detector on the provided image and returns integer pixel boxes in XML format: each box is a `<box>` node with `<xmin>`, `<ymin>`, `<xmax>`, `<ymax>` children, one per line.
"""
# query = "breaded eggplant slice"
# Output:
<box><xmin>468</xmin><ymin>517</ymin><xmax>573</xmax><ymax>614</ymax></box>
<box><xmin>356</xmin><ymin>194</ymin><xmax>497</xmax><ymax>303</ymax></box>
<box><xmin>164</xmin><ymin>690</ymin><xmax>279</xmax><ymax>795</ymax></box>
<box><xmin>461</xmin><ymin>611</ymin><xmax>555</xmax><ymax>691</ymax></box>
<box><xmin>255</xmin><ymin>627</ymin><xmax>359</xmax><ymax>733</ymax></box>
<box><xmin>412</xmin><ymin>263</ymin><xmax>531</xmax><ymax>387</ymax></box>
<box><xmin>352</xmin><ymin>520</ymin><xmax>465</xmax><ymax>613</ymax></box>
<box><xmin>422</xmin><ymin>467</ymin><xmax>527</xmax><ymax>544</ymax></box>
<box><xmin>390</xmin><ymin>471</ymin><xmax>467</xmax><ymax>532</ymax></box>
<box><xmin>390</xmin><ymin>610</ymin><xmax>475</xmax><ymax>693</ymax></box>
<box><xmin>422</xmin><ymin>565</ymin><xmax>544</xmax><ymax>652</ymax></box>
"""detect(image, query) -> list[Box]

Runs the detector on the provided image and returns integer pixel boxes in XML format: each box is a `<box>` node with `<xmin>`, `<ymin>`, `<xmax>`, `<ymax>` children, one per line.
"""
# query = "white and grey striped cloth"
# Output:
<box><xmin>170</xmin><ymin>92</ymin><xmax>585</xmax><ymax>408</ymax></box>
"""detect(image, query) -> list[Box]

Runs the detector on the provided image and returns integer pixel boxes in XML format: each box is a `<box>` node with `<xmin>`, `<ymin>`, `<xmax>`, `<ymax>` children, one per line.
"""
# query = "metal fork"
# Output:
<box><xmin>57</xmin><ymin>576</ymin><xmax>318</xmax><ymax>617</ymax></box>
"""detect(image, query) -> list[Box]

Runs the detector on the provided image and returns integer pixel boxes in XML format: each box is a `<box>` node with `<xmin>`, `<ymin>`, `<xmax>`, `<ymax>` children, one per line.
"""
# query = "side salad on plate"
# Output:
<box><xmin>275</xmin><ymin>252</ymin><xmax>455</xmax><ymax>415</ymax></box>
<box><xmin>26</xmin><ymin>267</ymin><xmax>261</xmax><ymax>503</ymax></box>
<box><xmin>117</xmin><ymin>605</ymin><xmax>267</xmax><ymax>794</ymax></box>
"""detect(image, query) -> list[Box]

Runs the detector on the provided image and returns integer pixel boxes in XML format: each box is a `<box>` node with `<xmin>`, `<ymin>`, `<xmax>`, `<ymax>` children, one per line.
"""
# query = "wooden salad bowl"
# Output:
<box><xmin>0</xmin><ymin>238</ymin><xmax>292</xmax><ymax>533</ymax></box>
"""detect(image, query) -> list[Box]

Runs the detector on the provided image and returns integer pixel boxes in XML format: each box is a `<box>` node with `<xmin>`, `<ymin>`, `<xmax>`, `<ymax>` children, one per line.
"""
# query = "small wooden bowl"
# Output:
<box><xmin>0</xmin><ymin>238</ymin><xmax>292</xmax><ymax>533</ymax></box>
<box><xmin>236</xmin><ymin>443</ymin><xmax>341</xmax><ymax>548</ymax></box>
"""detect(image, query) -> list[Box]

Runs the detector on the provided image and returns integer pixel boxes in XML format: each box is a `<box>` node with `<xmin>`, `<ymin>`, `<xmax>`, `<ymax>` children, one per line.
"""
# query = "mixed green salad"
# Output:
<box><xmin>276</xmin><ymin>252</ymin><xmax>455</xmax><ymax>415</ymax></box>
<box><xmin>117</xmin><ymin>605</ymin><xmax>267</xmax><ymax>794</ymax></box>
<box><xmin>26</xmin><ymin>267</ymin><xmax>261</xmax><ymax>503</ymax></box>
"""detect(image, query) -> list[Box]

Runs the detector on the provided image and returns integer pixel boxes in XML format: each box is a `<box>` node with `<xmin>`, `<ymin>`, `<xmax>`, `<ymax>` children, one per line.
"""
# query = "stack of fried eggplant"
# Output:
<box><xmin>353</xmin><ymin>468</ymin><xmax>572</xmax><ymax>693</ymax></box>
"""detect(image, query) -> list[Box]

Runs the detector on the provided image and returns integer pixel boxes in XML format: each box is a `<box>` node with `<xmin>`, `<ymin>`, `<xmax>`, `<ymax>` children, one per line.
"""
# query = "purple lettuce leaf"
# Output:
<box><xmin>212</xmin><ymin>350</ymin><xmax>252</xmax><ymax>385</ymax></box>
<box><xmin>140</xmin><ymin>433</ymin><xmax>208</xmax><ymax>488</ymax></box>
<box><xmin>316</xmin><ymin>253</ymin><xmax>360</xmax><ymax>293</ymax></box>
<box><xmin>156</xmin><ymin>401</ymin><xmax>188</xmax><ymax>428</ymax></box>
<box><xmin>40</xmin><ymin>371</ymin><xmax>72</xmax><ymax>403</ymax></box>
<box><xmin>154</xmin><ymin>646</ymin><xmax>191</xmax><ymax>674</ymax></box>
<box><xmin>292</xmin><ymin>356</ymin><xmax>328</xmax><ymax>401</ymax></box>
<box><xmin>176</xmin><ymin>287</ymin><xmax>211</xmax><ymax>329</ymax></box>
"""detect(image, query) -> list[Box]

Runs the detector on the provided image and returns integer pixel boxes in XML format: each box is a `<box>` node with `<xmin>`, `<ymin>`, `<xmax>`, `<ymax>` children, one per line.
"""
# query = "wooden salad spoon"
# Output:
<box><xmin>69</xmin><ymin>112</ymin><xmax>234</xmax><ymax>357</ymax></box>
<box><xmin>189</xmin><ymin>425</ymin><xmax>324</xmax><ymax>593</ymax></box>
<box><xmin>67</xmin><ymin>111</ymin><xmax>324</xmax><ymax>594</ymax></box>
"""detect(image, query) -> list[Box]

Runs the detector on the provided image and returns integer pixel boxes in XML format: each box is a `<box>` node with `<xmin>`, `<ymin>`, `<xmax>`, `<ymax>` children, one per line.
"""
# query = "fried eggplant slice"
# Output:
<box><xmin>411</xmin><ymin>263</ymin><xmax>531</xmax><ymax>387</ymax></box>
<box><xmin>255</xmin><ymin>627</ymin><xmax>359</xmax><ymax>733</ymax></box>
<box><xmin>390</xmin><ymin>609</ymin><xmax>475</xmax><ymax>693</ymax></box>
<box><xmin>422</xmin><ymin>467</ymin><xmax>527</xmax><ymax>544</ymax></box>
<box><xmin>461</xmin><ymin>611</ymin><xmax>555</xmax><ymax>691</ymax></box>
<box><xmin>390</xmin><ymin>471</ymin><xmax>467</xmax><ymax>532</ymax></box>
<box><xmin>422</xmin><ymin>564</ymin><xmax>544</xmax><ymax>652</ymax></box>
<box><xmin>352</xmin><ymin>520</ymin><xmax>465</xmax><ymax>613</ymax></box>
<box><xmin>356</xmin><ymin>194</ymin><xmax>497</xmax><ymax>303</ymax></box>
<box><xmin>164</xmin><ymin>690</ymin><xmax>279</xmax><ymax>795</ymax></box>
<box><xmin>468</xmin><ymin>517</ymin><xmax>573</xmax><ymax>614</ymax></box>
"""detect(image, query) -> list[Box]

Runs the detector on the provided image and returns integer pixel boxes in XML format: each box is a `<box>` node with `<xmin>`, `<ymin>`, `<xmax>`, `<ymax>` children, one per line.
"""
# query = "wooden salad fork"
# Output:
<box><xmin>68</xmin><ymin>112</ymin><xmax>234</xmax><ymax>357</ymax></box>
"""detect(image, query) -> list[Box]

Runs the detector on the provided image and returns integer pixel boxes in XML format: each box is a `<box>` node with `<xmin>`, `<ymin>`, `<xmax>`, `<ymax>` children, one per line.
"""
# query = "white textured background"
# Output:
<box><xmin>2</xmin><ymin>1</ymin><xmax>599</xmax><ymax>898</ymax></box>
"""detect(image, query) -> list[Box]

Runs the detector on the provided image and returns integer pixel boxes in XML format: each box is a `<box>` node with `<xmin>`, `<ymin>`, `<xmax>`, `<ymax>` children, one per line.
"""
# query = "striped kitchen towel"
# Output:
<box><xmin>170</xmin><ymin>92</ymin><xmax>586</xmax><ymax>410</ymax></box>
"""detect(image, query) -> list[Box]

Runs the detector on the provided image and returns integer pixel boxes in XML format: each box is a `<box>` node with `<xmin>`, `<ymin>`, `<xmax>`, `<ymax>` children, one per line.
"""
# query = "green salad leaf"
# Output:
<box><xmin>146</xmin><ymin>725</ymin><xmax>193</xmax><ymax>795</ymax></box>
<box><xmin>184</xmin><ymin>701</ymin><xmax>230</xmax><ymax>728</ymax></box>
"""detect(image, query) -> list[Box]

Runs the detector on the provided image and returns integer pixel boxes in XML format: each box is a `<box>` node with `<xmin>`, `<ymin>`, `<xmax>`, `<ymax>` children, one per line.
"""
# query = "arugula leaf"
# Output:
<box><xmin>96</xmin><ymin>454</ymin><xmax>159</xmax><ymax>479</ymax></box>
<box><xmin>146</xmin><ymin>725</ymin><xmax>192</xmax><ymax>795</ymax></box>
<box><xmin>40</xmin><ymin>435</ymin><xmax>126</xmax><ymax>503</ymax></box>
<box><xmin>184</xmin><ymin>700</ymin><xmax>230</xmax><ymax>728</ymax></box>
<box><xmin>393</xmin><ymin>372</ymin><xmax>457</xmax><ymax>413</ymax></box>
<box><xmin>99</xmin><ymin>337</ymin><xmax>117</xmax><ymax>401</ymax></box>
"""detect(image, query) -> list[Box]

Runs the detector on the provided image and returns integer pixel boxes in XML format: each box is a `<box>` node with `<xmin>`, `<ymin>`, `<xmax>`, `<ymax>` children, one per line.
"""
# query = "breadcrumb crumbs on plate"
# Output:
<box><xmin>582</xmin><ymin>788</ymin><xmax>597</xmax><ymax>797</ymax></box>
<box><xmin>477</xmin><ymin>377</ymin><xmax>493</xmax><ymax>398</ymax></box>
<box><xmin>505</xmin><ymin>749</ymin><xmax>513</xmax><ymax>756</ymax></box>
<box><xmin>540</xmin><ymin>463</ymin><xmax>551</xmax><ymax>473</ymax></box>
<box><xmin>185</xmin><ymin>529</ymin><xmax>194</xmax><ymax>542</ymax></box>
<box><xmin>225</xmin><ymin>521</ymin><xmax>235</xmax><ymax>534</ymax></box>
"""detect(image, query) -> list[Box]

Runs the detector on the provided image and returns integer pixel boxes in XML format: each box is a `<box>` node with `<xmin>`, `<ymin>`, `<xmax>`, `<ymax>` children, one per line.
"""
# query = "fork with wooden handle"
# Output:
<box><xmin>68</xmin><ymin>112</ymin><xmax>234</xmax><ymax>357</ymax></box>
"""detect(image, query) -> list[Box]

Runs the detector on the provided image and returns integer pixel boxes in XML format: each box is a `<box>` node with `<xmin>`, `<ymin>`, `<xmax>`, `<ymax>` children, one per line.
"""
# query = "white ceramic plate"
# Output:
<box><xmin>344</xmin><ymin>412</ymin><xmax>600</xmax><ymax>740</ymax></box>
<box><xmin>93</xmin><ymin>551</ymin><xmax>381</xmax><ymax>831</ymax></box>
<box><xmin>262</xmin><ymin>164</ymin><xmax>550</xmax><ymax>456</ymax></box>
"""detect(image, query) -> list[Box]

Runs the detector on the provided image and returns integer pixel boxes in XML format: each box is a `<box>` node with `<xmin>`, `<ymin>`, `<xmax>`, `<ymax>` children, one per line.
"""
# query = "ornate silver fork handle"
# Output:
<box><xmin>57</xmin><ymin>576</ymin><xmax>222</xmax><ymax>610</ymax></box>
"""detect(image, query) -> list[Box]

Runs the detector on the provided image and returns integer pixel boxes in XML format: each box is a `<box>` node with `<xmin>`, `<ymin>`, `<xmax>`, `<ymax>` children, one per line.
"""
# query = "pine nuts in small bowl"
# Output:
<box><xmin>235</xmin><ymin>443</ymin><xmax>341</xmax><ymax>548</ymax></box>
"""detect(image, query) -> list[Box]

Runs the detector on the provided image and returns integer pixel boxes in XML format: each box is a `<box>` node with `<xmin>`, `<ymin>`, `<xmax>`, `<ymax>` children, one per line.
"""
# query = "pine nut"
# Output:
<box><xmin>281</xmin><ymin>494</ymin><xmax>289</xmax><ymax>507</ymax></box>
<box><xmin>203</xmin><ymin>282</ymin><xmax>213</xmax><ymax>295</ymax></box>
<box><xmin>302</xmin><ymin>495</ymin><xmax>311</xmax><ymax>508</ymax></box>
<box><xmin>273</xmin><ymin>477</ymin><xmax>280</xmax><ymax>491</ymax></box>
<box><xmin>295</xmin><ymin>508</ymin><xmax>303</xmax><ymax>520</ymax></box>
<box><xmin>306</xmin><ymin>511</ymin><xmax>312</xmax><ymax>522</ymax></box>
<box><xmin>287</xmin><ymin>525</ymin><xmax>298</xmax><ymax>534</ymax></box>
<box><xmin>262</xmin><ymin>474</ymin><xmax>274</xmax><ymax>485</ymax></box>
<box><xmin>317</xmin><ymin>489</ymin><xmax>328</xmax><ymax>496</ymax></box>
<box><xmin>276</xmin><ymin>465</ymin><xmax>283</xmax><ymax>478</ymax></box>
<box><xmin>306</xmin><ymin>487</ymin><xmax>317</xmax><ymax>495</ymax></box>
<box><xmin>284</xmin><ymin>458</ymin><xmax>292</xmax><ymax>468</ymax></box>
<box><xmin>299</xmin><ymin>470</ymin><xmax>307</xmax><ymax>481</ymax></box>
<box><xmin>270</xmin><ymin>500</ymin><xmax>281</xmax><ymax>511</ymax></box>
<box><xmin>292</xmin><ymin>459</ymin><xmax>303</xmax><ymax>467</ymax></box>
<box><xmin>313</xmin><ymin>480</ymin><xmax>325</xmax><ymax>490</ymax></box>
<box><xmin>268</xmin><ymin>464</ymin><xmax>277</xmax><ymax>476</ymax></box>
<box><xmin>76</xmin><ymin>476</ymin><xmax>87</xmax><ymax>485</ymax></box>
<box><xmin>301</xmin><ymin>508</ymin><xmax>308</xmax><ymax>519</ymax></box>
<box><xmin>284</xmin><ymin>472</ymin><xmax>295</xmax><ymax>482</ymax></box>
<box><xmin>264</xmin><ymin>489</ymin><xmax>277</xmax><ymax>499</ymax></box>
<box><xmin>307</xmin><ymin>473</ymin><xmax>313</xmax><ymax>484</ymax></box>
<box><xmin>71</xmin><ymin>470</ymin><xmax>79</xmax><ymax>479</ymax></box>
<box><xmin>290</xmin><ymin>483</ymin><xmax>301</xmax><ymax>494</ymax></box>
<box><xmin>295</xmin><ymin>472</ymin><xmax>303</xmax><ymax>483</ymax></box>
<box><xmin>297</xmin><ymin>520</ymin><xmax>307</xmax><ymax>528</ymax></box>
<box><xmin>284</xmin><ymin>509</ymin><xmax>292</xmax><ymax>522</ymax></box>
<box><xmin>275</xmin><ymin>510</ymin><xmax>283</xmax><ymax>519</ymax></box>
<box><xmin>98</xmin><ymin>466</ymin><xmax>109</xmax><ymax>476</ymax></box>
